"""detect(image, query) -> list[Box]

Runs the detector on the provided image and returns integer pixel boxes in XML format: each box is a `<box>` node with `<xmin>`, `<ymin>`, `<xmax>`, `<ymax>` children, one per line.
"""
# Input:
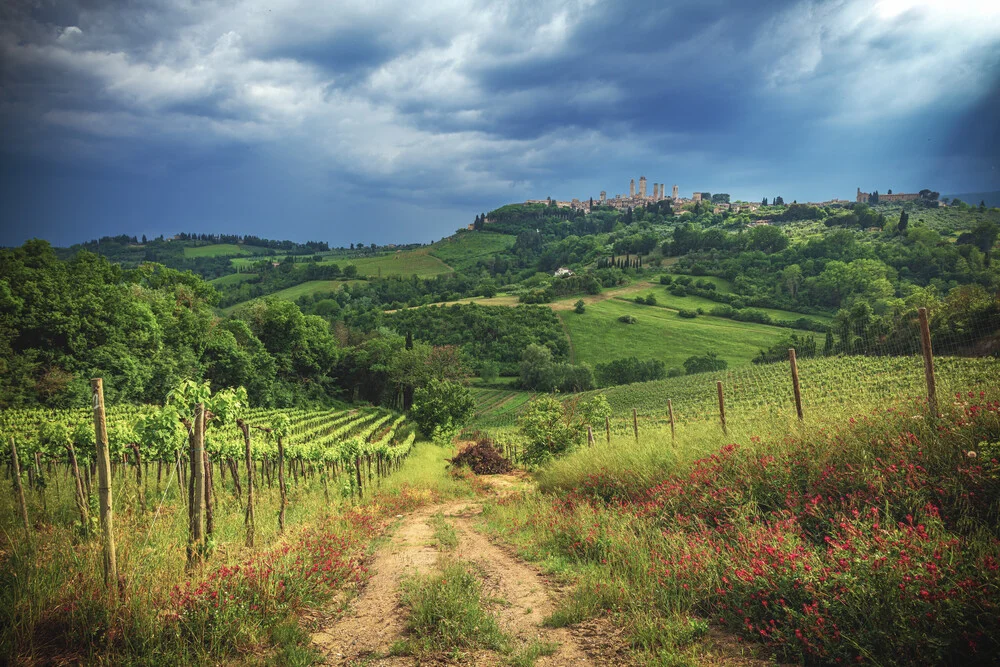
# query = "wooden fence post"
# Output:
<box><xmin>789</xmin><ymin>348</ymin><xmax>804</xmax><ymax>422</ymax></box>
<box><xmin>90</xmin><ymin>378</ymin><xmax>118</xmax><ymax>592</ymax></box>
<box><xmin>9</xmin><ymin>436</ymin><xmax>30</xmax><ymax>536</ymax></box>
<box><xmin>918</xmin><ymin>307</ymin><xmax>937</xmax><ymax>416</ymax></box>
<box><xmin>189</xmin><ymin>403</ymin><xmax>205</xmax><ymax>565</ymax></box>
<box><xmin>667</xmin><ymin>399</ymin><xmax>676</xmax><ymax>444</ymax></box>
<box><xmin>632</xmin><ymin>408</ymin><xmax>639</xmax><ymax>442</ymax></box>
<box><xmin>236</xmin><ymin>420</ymin><xmax>256</xmax><ymax>548</ymax></box>
<box><xmin>605</xmin><ymin>416</ymin><xmax>611</xmax><ymax>445</ymax></box>
<box><xmin>587</xmin><ymin>425</ymin><xmax>595</xmax><ymax>448</ymax></box>
<box><xmin>277</xmin><ymin>435</ymin><xmax>287</xmax><ymax>534</ymax></box>
<box><xmin>717</xmin><ymin>381</ymin><xmax>727</xmax><ymax>436</ymax></box>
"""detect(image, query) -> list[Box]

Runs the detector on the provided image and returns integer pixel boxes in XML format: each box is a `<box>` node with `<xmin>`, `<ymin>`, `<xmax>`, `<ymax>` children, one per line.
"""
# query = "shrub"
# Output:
<box><xmin>677</xmin><ymin>309</ymin><xmax>698</xmax><ymax>318</ymax></box>
<box><xmin>411</xmin><ymin>379</ymin><xmax>475</xmax><ymax>440</ymax></box>
<box><xmin>574</xmin><ymin>299</ymin><xmax>586</xmax><ymax>314</ymax></box>
<box><xmin>645</xmin><ymin>295</ymin><xmax>658</xmax><ymax>306</ymax></box>
<box><xmin>618</xmin><ymin>315</ymin><xmax>638</xmax><ymax>324</ymax></box>
<box><xmin>683</xmin><ymin>352</ymin><xmax>727</xmax><ymax>374</ymax></box>
<box><xmin>479</xmin><ymin>361</ymin><xmax>499</xmax><ymax>383</ymax></box>
<box><xmin>519</xmin><ymin>395</ymin><xmax>578</xmax><ymax>465</ymax></box>
<box><xmin>659</xmin><ymin>275</ymin><xmax>673</xmax><ymax>285</ymax></box>
<box><xmin>595</xmin><ymin>357</ymin><xmax>667</xmax><ymax>387</ymax></box>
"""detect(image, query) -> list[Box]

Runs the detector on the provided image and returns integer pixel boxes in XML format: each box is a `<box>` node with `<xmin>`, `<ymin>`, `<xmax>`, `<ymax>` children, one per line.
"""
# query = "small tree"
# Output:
<box><xmin>519</xmin><ymin>396</ymin><xmax>577</xmax><ymax>465</ymax></box>
<box><xmin>479</xmin><ymin>361</ymin><xmax>500</xmax><ymax>384</ymax></box>
<box><xmin>574</xmin><ymin>299</ymin><xmax>586</xmax><ymax>314</ymax></box>
<box><xmin>411</xmin><ymin>379</ymin><xmax>475</xmax><ymax>442</ymax></box>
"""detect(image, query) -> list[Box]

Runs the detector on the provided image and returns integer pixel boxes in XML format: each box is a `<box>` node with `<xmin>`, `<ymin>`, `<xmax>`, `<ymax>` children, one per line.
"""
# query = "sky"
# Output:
<box><xmin>2</xmin><ymin>0</ymin><xmax>999</xmax><ymax>248</ymax></box>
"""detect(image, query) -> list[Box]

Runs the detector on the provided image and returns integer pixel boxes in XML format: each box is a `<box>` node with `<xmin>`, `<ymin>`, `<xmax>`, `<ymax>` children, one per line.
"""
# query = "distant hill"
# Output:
<box><xmin>943</xmin><ymin>190</ymin><xmax>1000</xmax><ymax>207</ymax></box>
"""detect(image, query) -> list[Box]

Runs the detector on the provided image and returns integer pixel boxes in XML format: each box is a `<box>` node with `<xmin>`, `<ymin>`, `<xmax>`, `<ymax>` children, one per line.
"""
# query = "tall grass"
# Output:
<box><xmin>0</xmin><ymin>441</ymin><xmax>464</xmax><ymax>664</ymax></box>
<box><xmin>482</xmin><ymin>391</ymin><xmax>1000</xmax><ymax>665</ymax></box>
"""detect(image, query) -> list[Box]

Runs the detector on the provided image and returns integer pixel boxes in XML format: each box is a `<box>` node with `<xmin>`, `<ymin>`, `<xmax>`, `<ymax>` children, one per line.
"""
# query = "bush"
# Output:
<box><xmin>677</xmin><ymin>309</ymin><xmax>698</xmax><ymax>318</ymax></box>
<box><xmin>669</xmin><ymin>284</ymin><xmax>687</xmax><ymax>297</ymax></box>
<box><xmin>666</xmin><ymin>367</ymin><xmax>684</xmax><ymax>377</ymax></box>
<box><xmin>659</xmin><ymin>275</ymin><xmax>673</xmax><ymax>285</ymax></box>
<box><xmin>519</xmin><ymin>396</ymin><xmax>577</xmax><ymax>465</ymax></box>
<box><xmin>645</xmin><ymin>295</ymin><xmax>658</xmax><ymax>306</ymax></box>
<box><xmin>595</xmin><ymin>357</ymin><xmax>667</xmax><ymax>387</ymax></box>
<box><xmin>479</xmin><ymin>361</ymin><xmax>499</xmax><ymax>384</ymax></box>
<box><xmin>411</xmin><ymin>379</ymin><xmax>475</xmax><ymax>440</ymax></box>
<box><xmin>618</xmin><ymin>315</ymin><xmax>638</xmax><ymax>324</ymax></box>
<box><xmin>683</xmin><ymin>352</ymin><xmax>727</xmax><ymax>375</ymax></box>
<box><xmin>573</xmin><ymin>299</ymin><xmax>586</xmax><ymax>314</ymax></box>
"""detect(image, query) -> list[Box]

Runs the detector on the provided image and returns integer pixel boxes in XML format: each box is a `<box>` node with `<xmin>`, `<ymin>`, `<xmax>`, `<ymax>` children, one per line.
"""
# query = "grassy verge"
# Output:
<box><xmin>481</xmin><ymin>392</ymin><xmax>1000</xmax><ymax>665</ymax></box>
<box><xmin>0</xmin><ymin>441</ymin><xmax>465</xmax><ymax>664</ymax></box>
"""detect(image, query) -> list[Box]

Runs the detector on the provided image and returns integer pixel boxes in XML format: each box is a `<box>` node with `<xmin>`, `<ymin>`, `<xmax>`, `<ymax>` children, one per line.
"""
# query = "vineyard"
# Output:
<box><xmin>465</xmin><ymin>355</ymin><xmax>1000</xmax><ymax>434</ymax></box>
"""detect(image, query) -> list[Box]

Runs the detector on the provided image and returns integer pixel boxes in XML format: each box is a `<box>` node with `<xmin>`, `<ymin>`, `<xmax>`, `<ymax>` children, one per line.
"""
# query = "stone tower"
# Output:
<box><xmin>655</xmin><ymin>184</ymin><xmax>661</xmax><ymax>200</ymax></box>
<box><xmin>639</xmin><ymin>176</ymin><xmax>647</xmax><ymax>199</ymax></box>
<box><xmin>672</xmin><ymin>184</ymin><xmax>679</xmax><ymax>199</ymax></box>
<box><xmin>600</xmin><ymin>191</ymin><xmax>606</xmax><ymax>202</ymax></box>
<box><xmin>630</xmin><ymin>179</ymin><xmax>635</xmax><ymax>198</ymax></box>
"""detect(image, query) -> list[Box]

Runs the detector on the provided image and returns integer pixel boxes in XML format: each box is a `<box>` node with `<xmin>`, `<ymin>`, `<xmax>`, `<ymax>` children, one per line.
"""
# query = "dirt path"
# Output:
<box><xmin>312</xmin><ymin>477</ymin><xmax>600</xmax><ymax>666</ymax></box>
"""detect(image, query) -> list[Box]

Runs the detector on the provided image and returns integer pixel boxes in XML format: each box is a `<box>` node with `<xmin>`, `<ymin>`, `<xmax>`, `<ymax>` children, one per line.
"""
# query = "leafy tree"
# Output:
<box><xmin>574</xmin><ymin>299</ymin><xmax>586</xmax><ymax>314</ymax></box>
<box><xmin>519</xmin><ymin>395</ymin><xmax>577</xmax><ymax>465</ymax></box>
<box><xmin>773</xmin><ymin>196</ymin><xmax>784</xmax><ymax>206</ymax></box>
<box><xmin>343</xmin><ymin>264</ymin><xmax>358</xmax><ymax>278</ymax></box>
<box><xmin>410</xmin><ymin>379</ymin><xmax>475</xmax><ymax>441</ymax></box>
<box><xmin>898</xmin><ymin>210</ymin><xmax>909</xmax><ymax>233</ymax></box>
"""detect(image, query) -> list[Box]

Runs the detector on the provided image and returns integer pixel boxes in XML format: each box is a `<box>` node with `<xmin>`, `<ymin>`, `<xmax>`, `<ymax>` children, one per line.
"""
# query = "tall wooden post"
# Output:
<box><xmin>67</xmin><ymin>442</ymin><xmax>89</xmax><ymax>533</ymax></box>
<box><xmin>9</xmin><ymin>437</ymin><xmax>30</xmax><ymax>536</ymax></box>
<box><xmin>789</xmin><ymin>348</ymin><xmax>804</xmax><ymax>422</ymax></box>
<box><xmin>189</xmin><ymin>403</ymin><xmax>205</xmax><ymax>565</ymax></box>
<box><xmin>717</xmin><ymin>381</ymin><xmax>727</xmax><ymax>436</ymax></box>
<box><xmin>667</xmin><ymin>399</ymin><xmax>676</xmax><ymax>444</ymax></box>
<box><xmin>237</xmin><ymin>420</ymin><xmax>256</xmax><ymax>548</ymax></box>
<box><xmin>605</xmin><ymin>416</ymin><xmax>611</xmax><ymax>445</ymax></box>
<box><xmin>90</xmin><ymin>378</ymin><xmax>118</xmax><ymax>591</ymax></box>
<box><xmin>918</xmin><ymin>308</ymin><xmax>937</xmax><ymax>416</ymax></box>
<box><xmin>277</xmin><ymin>436</ymin><xmax>287</xmax><ymax>534</ymax></box>
<box><xmin>632</xmin><ymin>408</ymin><xmax>639</xmax><ymax>442</ymax></box>
<box><xmin>587</xmin><ymin>425</ymin><xmax>595</xmax><ymax>447</ymax></box>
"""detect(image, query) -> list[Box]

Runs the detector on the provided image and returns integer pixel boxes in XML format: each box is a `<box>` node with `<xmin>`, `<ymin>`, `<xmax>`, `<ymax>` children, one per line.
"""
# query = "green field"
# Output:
<box><xmin>559</xmin><ymin>298</ymin><xmax>814</xmax><ymax>369</ymax></box>
<box><xmin>429</xmin><ymin>231</ymin><xmax>516</xmax><ymax>272</ymax></box>
<box><xmin>625</xmin><ymin>283</ymin><xmax>833</xmax><ymax>325</ymax></box>
<box><xmin>183</xmin><ymin>243</ymin><xmax>268</xmax><ymax>258</ymax></box>
<box><xmin>221</xmin><ymin>279</ymin><xmax>363</xmax><ymax>314</ymax></box>
<box><xmin>345</xmin><ymin>249</ymin><xmax>452</xmax><ymax>278</ymax></box>
<box><xmin>209</xmin><ymin>272</ymin><xmax>259</xmax><ymax>288</ymax></box>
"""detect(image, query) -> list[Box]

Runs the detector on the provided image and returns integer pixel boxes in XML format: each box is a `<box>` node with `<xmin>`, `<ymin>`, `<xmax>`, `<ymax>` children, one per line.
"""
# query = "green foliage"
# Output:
<box><xmin>682</xmin><ymin>352</ymin><xmax>727</xmax><ymax>375</ymax></box>
<box><xmin>519</xmin><ymin>395</ymin><xmax>578</xmax><ymax>465</ymax></box>
<box><xmin>677</xmin><ymin>309</ymin><xmax>697</xmax><ymax>318</ymax></box>
<box><xmin>618</xmin><ymin>315</ymin><xmax>638</xmax><ymax>324</ymax></box>
<box><xmin>411</xmin><ymin>379</ymin><xmax>475</xmax><ymax>440</ymax></box>
<box><xmin>594</xmin><ymin>357</ymin><xmax>667</xmax><ymax>387</ymax></box>
<box><xmin>573</xmin><ymin>299</ymin><xmax>586</xmax><ymax>314</ymax></box>
<box><xmin>518</xmin><ymin>344</ymin><xmax>594</xmax><ymax>393</ymax></box>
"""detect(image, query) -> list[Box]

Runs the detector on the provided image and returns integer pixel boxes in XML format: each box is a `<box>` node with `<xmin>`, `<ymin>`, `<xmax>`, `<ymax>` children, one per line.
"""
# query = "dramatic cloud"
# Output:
<box><xmin>1</xmin><ymin>0</ymin><xmax>998</xmax><ymax>246</ymax></box>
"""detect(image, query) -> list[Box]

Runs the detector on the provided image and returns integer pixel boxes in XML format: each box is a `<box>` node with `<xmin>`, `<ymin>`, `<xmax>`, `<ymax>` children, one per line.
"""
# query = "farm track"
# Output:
<box><xmin>311</xmin><ymin>475</ymin><xmax>608</xmax><ymax>666</ymax></box>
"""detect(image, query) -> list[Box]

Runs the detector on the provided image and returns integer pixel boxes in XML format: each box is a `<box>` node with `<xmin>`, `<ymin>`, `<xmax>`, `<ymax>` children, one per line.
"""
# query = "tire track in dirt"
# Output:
<box><xmin>311</xmin><ymin>478</ymin><xmax>598</xmax><ymax>666</ymax></box>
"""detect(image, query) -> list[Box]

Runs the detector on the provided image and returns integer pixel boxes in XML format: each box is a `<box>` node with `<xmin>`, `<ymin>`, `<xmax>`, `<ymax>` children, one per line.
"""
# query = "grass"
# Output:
<box><xmin>429</xmin><ymin>231</ymin><xmax>517</xmax><ymax>272</ymax></box>
<box><xmin>480</xmin><ymin>386</ymin><xmax>1000</xmax><ymax>666</ymax></box>
<box><xmin>431</xmin><ymin>512</ymin><xmax>459</xmax><ymax>550</ymax></box>
<box><xmin>344</xmin><ymin>248</ymin><xmax>453</xmax><ymax>278</ymax></box>
<box><xmin>208</xmin><ymin>272</ymin><xmax>259</xmax><ymax>288</ymax></box>
<box><xmin>183</xmin><ymin>243</ymin><xmax>267</xmax><ymax>258</ymax></box>
<box><xmin>626</xmin><ymin>283</ymin><xmax>834</xmax><ymax>325</ymax></box>
<box><xmin>560</xmin><ymin>297</ymin><xmax>816</xmax><ymax>370</ymax></box>
<box><xmin>395</xmin><ymin>560</ymin><xmax>509</xmax><ymax>656</ymax></box>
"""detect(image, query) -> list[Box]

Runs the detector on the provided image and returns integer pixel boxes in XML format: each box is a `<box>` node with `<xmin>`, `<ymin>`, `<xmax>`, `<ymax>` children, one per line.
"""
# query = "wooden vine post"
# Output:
<box><xmin>632</xmin><ymin>408</ymin><xmax>639</xmax><ymax>442</ymax></box>
<box><xmin>188</xmin><ymin>403</ymin><xmax>205</xmax><ymax>565</ymax></box>
<box><xmin>9</xmin><ymin>436</ymin><xmax>30</xmax><ymax>536</ymax></box>
<box><xmin>67</xmin><ymin>442</ymin><xmax>89</xmax><ymax>533</ymax></box>
<box><xmin>918</xmin><ymin>307</ymin><xmax>938</xmax><ymax>417</ymax></box>
<box><xmin>236</xmin><ymin>419</ymin><xmax>255</xmax><ymax>548</ymax></box>
<box><xmin>789</xmin><ymin>348</ymin><xmax>804</xmax><ymax>422</ymax></box>
<box><xmin>667</xmin><ymin>399</ymin><xmax>676</xmax><ymax>444</ymax></box>
<box><xmin>90</xmin><ymin>378</ymin><xmax>118</xmax><ymax>592</ymax></box>
<box><xmin>277</xmin><ymin>434</ymin><xmax>287</xmax><ymax>533</ymax></box>
<box><xmin>605</xmin><ymin>416</ymin><xmax>611</xmax><ymax>445</ymax></box>
<box><xmin>587</xmin><ymin>425</ymin><xmax>595</xmax><ymax>448</ymax></box>
<box><xmin>717</xmin><ymin>381</ymin><xmax>727</xmax><ymax>436</ymax></box>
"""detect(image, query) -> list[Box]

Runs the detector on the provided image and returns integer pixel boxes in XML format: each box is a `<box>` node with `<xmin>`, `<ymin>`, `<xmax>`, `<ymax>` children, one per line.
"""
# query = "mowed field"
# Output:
<box><xmin>230</xmin><ymin>247</ymin><xmax>453</xmax><ymax>278</ymax></box>
<box><xmin>209</xmin><ymin>272</ymin><xmax>259</xmax><ymax>288</ymax></box>
<box><xmin>559</xmin><ymin>297</ymin><xmax>814</xmax><ymax>369</ymax></box>
<box><xmin>429</xmin><ymin>231</ymin><xmax>516</xmax><ymax>272</ymax></box>
<box><xmin>183</xmin><ymin>243</ymin><xmax>269</xmax><ymax>258</ymax></box>
<box><xmin>623</xmin><ymin>283</ymin><xmax>835</xmax><ymax>325</ymax></box>
<box><xmin>221</xmin><ymin>280</ymin><xmax>364</xmax><ymax>313</ymax></box>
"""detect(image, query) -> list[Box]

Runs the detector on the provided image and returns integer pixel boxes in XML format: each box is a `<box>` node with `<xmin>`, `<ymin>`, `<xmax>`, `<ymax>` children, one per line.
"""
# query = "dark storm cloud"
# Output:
<box><xmin>1</xmin><ymin>0</ymin><xmax>999</xmax><ymax>247</ymax></box>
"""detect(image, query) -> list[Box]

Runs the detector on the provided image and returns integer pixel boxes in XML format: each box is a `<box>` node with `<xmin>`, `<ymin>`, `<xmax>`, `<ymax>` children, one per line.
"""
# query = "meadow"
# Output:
<box><xmin>479</xmin><ymin>377</ymin><xmax>1000</xmax><ymax>665</ymax></box>
<box><xmin>559</xmin><ymin>297</ymin><xmax>814</xmax><ymax>369</ymax></box>
<box><xmin>428</xmin><ymin>231</ymin><xmax>517</xmax><ymax>272</ymax></box>
<box><xmin>183</xmin><ymin>243</ymin><xmax>270</xmax><ymax>258</ymax></box>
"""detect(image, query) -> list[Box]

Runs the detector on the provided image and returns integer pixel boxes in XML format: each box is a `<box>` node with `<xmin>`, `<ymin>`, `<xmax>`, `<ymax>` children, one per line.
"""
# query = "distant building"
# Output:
<box><xmin>554</xmin><ymin>267</ymin><xmax>574</xmax><ymax>278</ymax></box>
<box><xmin>856</xmin><ymin>188</ymin><xmax>920</xmax><ymax>203</ymax></box>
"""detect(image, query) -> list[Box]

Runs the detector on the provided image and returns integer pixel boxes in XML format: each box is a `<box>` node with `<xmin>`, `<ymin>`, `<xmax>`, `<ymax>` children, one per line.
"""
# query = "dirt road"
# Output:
<box><xmin>312</xmin><ymin>478</ymin><xmax>606</xmax><ymax>665</ymax></box>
